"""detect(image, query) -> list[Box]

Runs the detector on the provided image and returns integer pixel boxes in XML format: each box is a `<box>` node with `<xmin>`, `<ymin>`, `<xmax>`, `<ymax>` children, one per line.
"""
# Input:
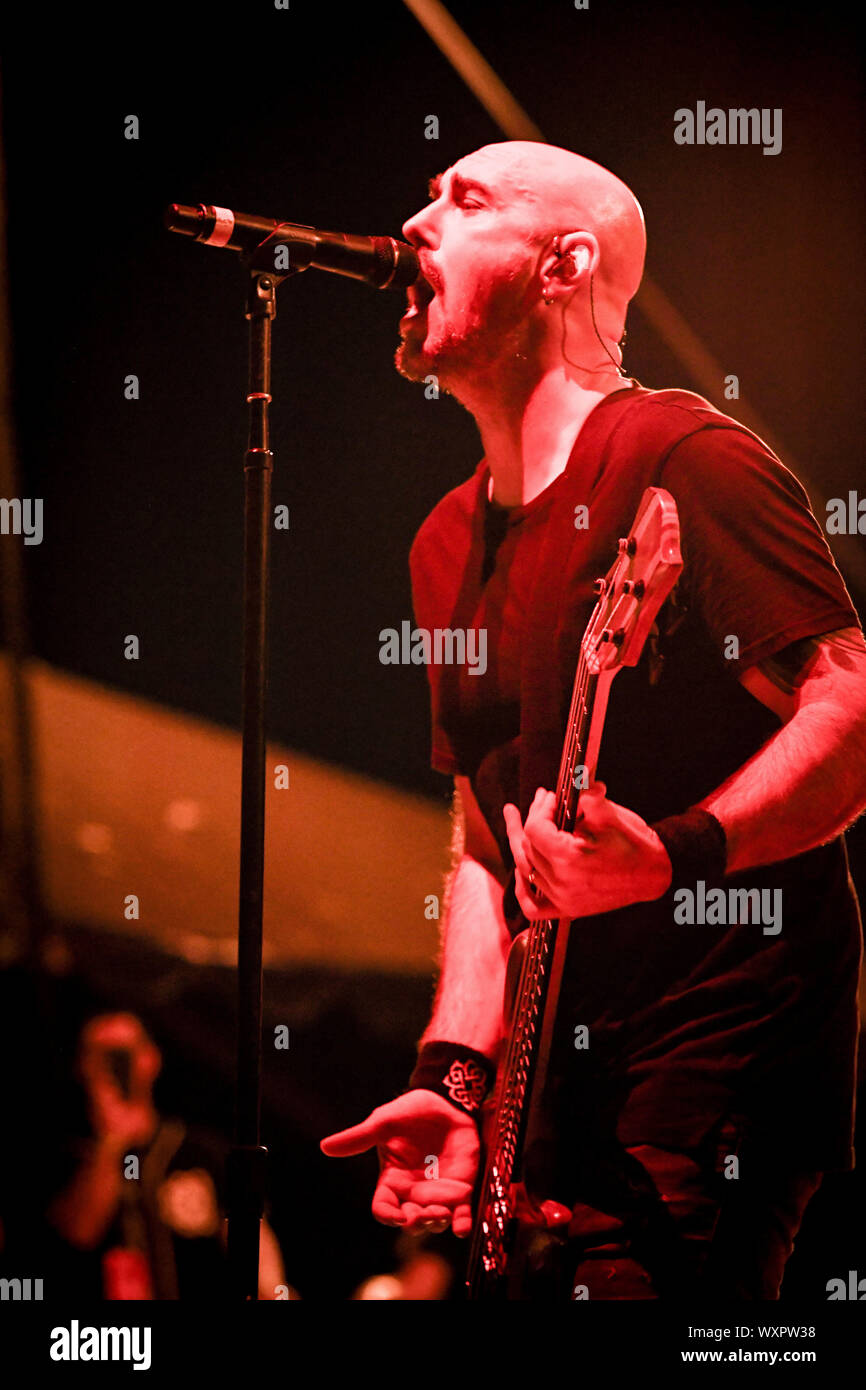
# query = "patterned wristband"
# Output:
<box><xmin>650</xmin><ymin>806</ymin><xmax>727</xmax><ymax>890</ymax></box>
<box><xmin>407</xmin><ymin>1041</ymin><xmax>496</xmax><ymax>1117</ymax></box>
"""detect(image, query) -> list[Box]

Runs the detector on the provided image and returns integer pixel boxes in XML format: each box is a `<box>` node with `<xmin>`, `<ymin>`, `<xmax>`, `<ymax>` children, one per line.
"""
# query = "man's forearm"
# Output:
<box><xmin>699</xmin><ymin>698</ymin><xmax>866</xmax><ymax>875</ymax></box>
<box><xmin>46</xmin><ymin>1137</ymin><xmax>125</xmax><ymax>1248</ymax></box>
<box><xmin>420</xmin><ymin>853</ymin><xmax>512</xmax><ymax>1058</ymax></box>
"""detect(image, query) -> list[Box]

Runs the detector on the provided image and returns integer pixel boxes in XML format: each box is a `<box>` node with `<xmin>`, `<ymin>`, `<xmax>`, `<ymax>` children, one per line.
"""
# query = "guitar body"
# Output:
<box><xmin>466</xmin><ymin>486</ymin><xmax>683</xmax><ymax>1300</ymax></box>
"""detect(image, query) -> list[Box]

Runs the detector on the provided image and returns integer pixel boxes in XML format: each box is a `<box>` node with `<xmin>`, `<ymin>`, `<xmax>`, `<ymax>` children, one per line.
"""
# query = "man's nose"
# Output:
<box><xmin>402</xmin><ymin>204</ymin><xmax>435</xmax><ymax>247</ymax></box>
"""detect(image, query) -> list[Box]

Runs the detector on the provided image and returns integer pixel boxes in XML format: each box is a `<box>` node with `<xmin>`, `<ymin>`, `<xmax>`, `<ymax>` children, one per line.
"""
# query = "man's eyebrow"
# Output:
<box><xmin>453</xmin><ymin>172</ymin><xmax>494</xmax><ymax>199</ymax></box>
<box><xmin>427</xmin><ymin>171</ymin><xmax>495</xmax><ymax>201</ymax></box>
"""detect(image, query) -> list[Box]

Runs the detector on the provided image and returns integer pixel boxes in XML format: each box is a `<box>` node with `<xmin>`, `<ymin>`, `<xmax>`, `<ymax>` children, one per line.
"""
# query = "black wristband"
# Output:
<box><xmin>407</xmin><ymin>1041</ymin><xmax>496</xmax><ymax>1116</ymax></box>
<box><xmin>650</xmin><ymin>806</ymin><xmax>727</xmax><ymax>890</ymax></box>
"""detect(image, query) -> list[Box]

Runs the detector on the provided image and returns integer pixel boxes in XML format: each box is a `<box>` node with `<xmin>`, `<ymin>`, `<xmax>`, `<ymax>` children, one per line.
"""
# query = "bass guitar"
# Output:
<box><xmin>466</xmin><ymin>485</ymin><xmax>683</xmax><ymax>1299</ymax></box>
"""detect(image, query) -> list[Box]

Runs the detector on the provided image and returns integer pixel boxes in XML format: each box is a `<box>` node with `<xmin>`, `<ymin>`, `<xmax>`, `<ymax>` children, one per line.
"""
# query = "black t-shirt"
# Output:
<box><xmin>409</xmin><ymin>383</ymin><xmax>863</xmax><ymax>1173</ymax></box>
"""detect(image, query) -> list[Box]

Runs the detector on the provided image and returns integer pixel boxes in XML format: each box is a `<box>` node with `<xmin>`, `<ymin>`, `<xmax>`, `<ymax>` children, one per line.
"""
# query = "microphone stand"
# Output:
<box><xmin>225</xmin><ymin>233</ymin><xmax>297</xmax><ymax>1301</ymax></box>
<box><xmin>163</xmin><ymin>210</ymin><xmax>416</xmax><ymax>1299</ymax></box>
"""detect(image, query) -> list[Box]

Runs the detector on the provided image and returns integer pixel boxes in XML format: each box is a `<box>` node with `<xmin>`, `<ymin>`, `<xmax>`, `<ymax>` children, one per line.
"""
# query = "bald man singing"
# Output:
<box><xmin>321</xmin><ymin>143</ymin><xmax>866</xmax><ymax>1300</ymax></box>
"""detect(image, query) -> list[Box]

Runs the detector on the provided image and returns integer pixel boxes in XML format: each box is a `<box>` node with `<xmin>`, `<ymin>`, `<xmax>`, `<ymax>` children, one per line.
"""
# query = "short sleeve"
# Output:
<box><xmin>658</xmin><ymin>426</ymin><xmax>861</xmax><ymax>670</ymax></box>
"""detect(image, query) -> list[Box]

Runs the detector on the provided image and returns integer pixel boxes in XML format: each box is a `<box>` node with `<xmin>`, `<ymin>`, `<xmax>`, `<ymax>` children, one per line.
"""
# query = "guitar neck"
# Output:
<box><xmin>555</xmin><ymin>655</ymin><xmax>616</xmax><ymax>829</ymax></box>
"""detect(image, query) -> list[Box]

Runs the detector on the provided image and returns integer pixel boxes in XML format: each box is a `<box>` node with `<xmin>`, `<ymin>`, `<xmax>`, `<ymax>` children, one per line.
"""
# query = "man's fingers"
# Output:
<box><xmin>371</xmin><ymin>1190</ymin><xmax>407</xmax><ymax>1226</ymax></box>
<box><xmin>575</xmin><ymin>781</ymin><xmax>613</xmax><ymax>830</ymax></box>
<box><xmin>400</xmin><ymin>1202</ymin><xmax>454</xmax><ymax>1231</ymax></box>
<box><xmin>526</xmin><ymin>789</ymin><xmax>556</xmax><ymax>819</ymax></box>
<box><xmin>520</xmin><ymin>824</ymin><xmax>559</xmax><ymax>876</ymax></box>
<box><xmin>514</xmin><ymin>872</ymin><xmax>556</xmax><ymax>918</ymax></box>
<box><xmin>574</xmin><ymin>800</ymin><xmax>613</xmax><ymax>837</ymax></box>
<box><xmin>504</xmin><ymin>804</ymin><xmax>549</xmax><ymax>887</ymax></box>
<box><xmin>505</xmin><ymin>798</ymin><xmax>558</xmax><ymax>907</ymax></box>
<box><xmin>503</xmin><ymin>804</ymin><xmax>524</xmax><ymax>858</ymax></box>
<box><xmin>452</xmin><ymin>1202</ymin><xmax>474</xmax><ymax>1238</ymax></box>
<box><xmin>504</xmin><ymin>807</ymin><xmax>532</xmax><ymax>876</ymax></box>
<box><xmin>407</xmin><ymin>1178</ymin><xmax>473</xmax><ymax>1204</ymax></box>
<box><xmin>524</xmin><ymin>793</ymin><xmax>566</xmax><ymax>868</ymax></box>
<box><xmin>320</xmin><ymin>1115</ymin><xmax>382</xmax><ymax>1157</ymax></box>
<box><xmin>373</xmin><ymin>1182</ymin><xmax>459</xmax><ymax>1229</ymax></box>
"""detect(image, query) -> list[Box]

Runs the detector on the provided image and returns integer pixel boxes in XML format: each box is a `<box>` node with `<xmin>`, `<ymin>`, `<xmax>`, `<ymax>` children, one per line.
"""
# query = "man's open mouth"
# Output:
<box><xmin>403</xmin><ymin>271</ymin><xmax>437</xmax><ymax>318</ymax></box>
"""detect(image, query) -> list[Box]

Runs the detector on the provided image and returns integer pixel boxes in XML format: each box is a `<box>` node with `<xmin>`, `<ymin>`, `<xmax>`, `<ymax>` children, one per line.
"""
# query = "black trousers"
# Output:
<box><xmin>561</xmin><ymin>1116</ymin><xmax>822</xmax><ymax>1300</ymax></box>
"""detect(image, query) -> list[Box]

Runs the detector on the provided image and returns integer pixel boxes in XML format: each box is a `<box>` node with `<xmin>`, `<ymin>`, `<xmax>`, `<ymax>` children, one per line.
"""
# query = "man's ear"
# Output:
<box><xmin>539</xmin><ymin>230</ymin><xmax>599</xmax><ymax>304</ymax></box>
<box><xmin>556</xmin><ymin>230</ymin><xmax>600</xmax><ymax>286</ymax></box>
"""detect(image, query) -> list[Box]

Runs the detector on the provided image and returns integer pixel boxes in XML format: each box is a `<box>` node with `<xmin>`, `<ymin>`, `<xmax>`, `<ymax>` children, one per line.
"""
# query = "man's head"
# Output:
<box><xmin>395</xmin><ymin>141</ymin><xmax>646</xmax><ymax>398</ymax></box>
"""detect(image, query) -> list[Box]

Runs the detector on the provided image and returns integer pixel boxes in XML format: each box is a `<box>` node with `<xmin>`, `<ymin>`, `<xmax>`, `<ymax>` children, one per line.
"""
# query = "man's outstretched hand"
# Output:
<box><xmin>320</xmin><ymin>1090</ymin><xmax>480</xmax><ymax>1238</ymax></box>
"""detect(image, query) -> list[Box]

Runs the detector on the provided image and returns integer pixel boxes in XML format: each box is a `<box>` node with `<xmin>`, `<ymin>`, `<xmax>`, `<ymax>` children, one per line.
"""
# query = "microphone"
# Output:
<box><xmin>164</xmin><ymin>202</ymin><xmax>419</xmax><ymax>290</ymax></box>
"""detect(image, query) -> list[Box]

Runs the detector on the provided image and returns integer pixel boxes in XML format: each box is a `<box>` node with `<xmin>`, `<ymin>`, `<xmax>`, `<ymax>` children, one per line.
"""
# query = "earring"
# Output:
<box><xmin>543</xmin><ymin>293</ymin><xmax>554</xmax><ymax>306</ymax></box>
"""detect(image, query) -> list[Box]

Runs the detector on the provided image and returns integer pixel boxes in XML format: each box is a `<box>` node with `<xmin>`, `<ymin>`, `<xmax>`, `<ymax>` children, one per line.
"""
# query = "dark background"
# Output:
<box><xmin>0</xmin><ymin>0</ymin><xmax>863</xmax><ymax>1300</ymax></box>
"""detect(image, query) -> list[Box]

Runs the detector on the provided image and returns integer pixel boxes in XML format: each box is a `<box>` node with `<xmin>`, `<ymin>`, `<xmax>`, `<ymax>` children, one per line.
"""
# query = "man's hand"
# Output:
<box><xmin>320</xmin><ymin>1091</ymin><xmax>480</xmax><ymax>1237</ymax></box>
<box><xmin>77</xmin><ymin>1013</ymin><xmax>161</xmax><ymax>1151</ymax></box>
<box><xmin>504</xmin><ymin>783</ymin><xmax>672</xmax><ymax>920</ymax></box>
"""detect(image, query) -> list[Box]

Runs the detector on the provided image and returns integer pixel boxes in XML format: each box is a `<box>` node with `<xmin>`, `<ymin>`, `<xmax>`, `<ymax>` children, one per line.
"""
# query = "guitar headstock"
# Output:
<box><xmin>582</xmin><ymin>487</ymin><xmax>683</xmax><ymax>675</ymax></box>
